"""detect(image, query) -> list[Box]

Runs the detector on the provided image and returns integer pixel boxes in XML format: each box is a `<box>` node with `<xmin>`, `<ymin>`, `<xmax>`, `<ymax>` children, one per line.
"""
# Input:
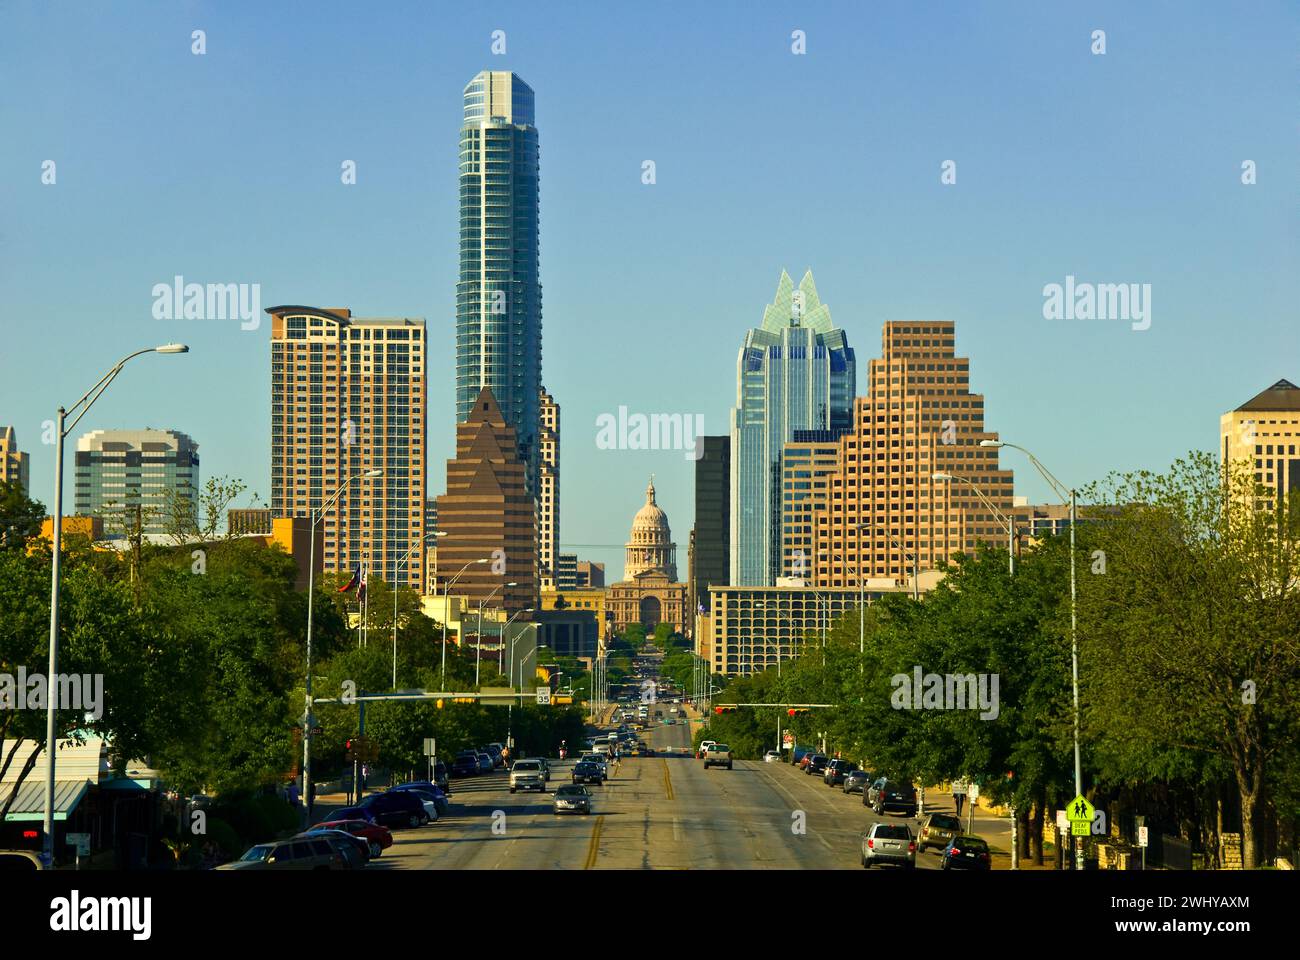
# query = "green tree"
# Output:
<box><xmin>0</xmin><ymin>480</ymin><xmax>45</xmax><ymax>551</ymax></box>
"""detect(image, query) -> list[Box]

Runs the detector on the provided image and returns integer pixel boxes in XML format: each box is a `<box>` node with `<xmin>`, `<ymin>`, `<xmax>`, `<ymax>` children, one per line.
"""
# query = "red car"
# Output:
<box><xmin>317</xmin><ymin>819</ymin><xmax>393</xmax><ymax>858</ymax></box>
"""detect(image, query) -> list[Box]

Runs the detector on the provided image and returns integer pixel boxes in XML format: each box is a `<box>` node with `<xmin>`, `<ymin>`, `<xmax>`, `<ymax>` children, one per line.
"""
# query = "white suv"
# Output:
<box><xmin>509</xmin><ymin>760</ymin><xmax>547</xmax><ymax>794</ymax></box>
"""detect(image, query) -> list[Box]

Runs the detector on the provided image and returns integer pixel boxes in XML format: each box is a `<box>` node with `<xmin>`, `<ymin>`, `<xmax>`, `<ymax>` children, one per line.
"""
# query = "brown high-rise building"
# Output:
<box><xmin>813</xmin><ymin>321</ymin><xmax>1014</xmax><ymax>587</ymax></box>
<box><xmin>538</xmin><ymin>388</ymin><xmax>559</xmax><ymax>590</ymax></box>
<box><xmin>434</xmin><ymin>387</ymin><xmax>537</xmax><ymax>617</ymax></box>
<box><xmin>268</xmin><ymin>306</ymin><xmax>427</xmax><ymax>589</ymax></box>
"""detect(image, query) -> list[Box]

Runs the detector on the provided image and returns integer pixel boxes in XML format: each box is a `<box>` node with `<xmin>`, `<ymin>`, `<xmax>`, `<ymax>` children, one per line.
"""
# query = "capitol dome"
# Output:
<box><xmin>625</xmin><ymin>477</ymin><xmax>677</xmax><ymax>580</ymax></box>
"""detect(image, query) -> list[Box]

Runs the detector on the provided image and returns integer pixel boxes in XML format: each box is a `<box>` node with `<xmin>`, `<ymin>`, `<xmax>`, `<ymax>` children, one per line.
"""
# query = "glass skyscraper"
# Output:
<box><xmin>456</xmin><ymin>71</ymin><xmax>542</xmax><ymax>495</ymax></box>
<box><xmin>729</xmin><ymin>270</ymin><xmax>855</xmax><ymax>586</ymax></box>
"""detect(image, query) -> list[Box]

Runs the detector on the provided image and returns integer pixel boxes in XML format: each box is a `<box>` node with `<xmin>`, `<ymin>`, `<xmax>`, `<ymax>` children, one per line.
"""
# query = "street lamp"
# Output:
<box><xmin>863</xmin><ymin>524</ymin><xmax>920</xmax><ymax>602</ymax></box>
<box><xmin>392</xmin><ymin>531</ymin><xmax>443</xmax><ymax>689</ymax></box>
<box><xmin>476</xmin><ymin>581</ymin><xmax>518</xmax><ymax>685</ymax></box>
<box><xmin>439</xmin><ymin>558</ymin><xmax>490</xmax><ymax>688</ymax></box>
<box><xmin>933</xmin><ymin>472</ymin><xmax>1016</xmax><ymax>576</ymax></box>
<box><xmin>303</xmin><ymin>466</ymin><xmax>382</xmax><ymax>824</ymax></box>
<box><xmin>519</xmin><ymin>644</ymin><xmax>547</xmax><ymax>691</ymax></box>
<box><xmin>42</xmin><ymin>342</ymin><xmax>188</xmax><ymax>864</ymax></box>
<box><xmin>980</xmin><ymin>438</ymin><xmax>1081</xmax><ymax>869</ymax></box>
<box><xmin>504</xmin><ymin>607</ymin><xmax>535</xmax><ymax>687</ymax></box>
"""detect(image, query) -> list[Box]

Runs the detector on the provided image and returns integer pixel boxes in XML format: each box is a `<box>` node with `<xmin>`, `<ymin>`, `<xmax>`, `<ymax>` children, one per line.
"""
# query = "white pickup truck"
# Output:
<box><xmin>703</xmin><ymin>743</ymin><xmax>733</xmax><ymax>770</ymax></box>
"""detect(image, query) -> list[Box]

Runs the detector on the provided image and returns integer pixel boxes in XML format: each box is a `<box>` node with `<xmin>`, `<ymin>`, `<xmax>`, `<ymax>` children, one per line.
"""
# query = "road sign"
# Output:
<box><xmin>968</xmin><ymin>783</ymin><xmax>980</xmax><ymax>802</ymax></box>
<box><xmin>66</xmin><ymin>833</ymin><xmax>90</xmax><ymax>856</ymax></box>
<box><xmin>480</xmin><ymin>686</ymin><xmax>516</xmax><ymax>707</ymax></box>
<box><xmin>951</xmin><ymin>779</ymin><xmax>968</xmax><ymax>795</ymax></box>
<box><xmin>423</xmin><ymin>738</ymin><xmax>436</xmax><ymax>757</ymax></box>
<box><xmin>1056</xmin><ymin>810</ymin><xmax>1069</xmax><ymax>834</ymax></box>
<box><xmin>536</xmin><ymin>688</ymin><xmax>552</xmax><ymax>705</ymax></box>
<box><xmin>1138</xmin><ymin>826</ymin><xmax>1149</xmax><ymax>848</ymax></box>
<box><xmin>1067</xmin><ymin>794</ymin><xmax>1095</xmax><ymax>837</ymax></box>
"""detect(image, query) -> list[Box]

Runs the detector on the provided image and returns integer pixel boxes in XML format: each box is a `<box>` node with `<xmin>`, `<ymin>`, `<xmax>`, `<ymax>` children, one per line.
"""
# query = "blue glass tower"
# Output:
<box><xmin>456</xmin><ymin>71</ymin><xmax>541</xmax><ymax>494</ymax></box>
<box><xmin>729</xmin><ymin>270</ymin><xmax>855</xmax><ymax>585</ymax></box>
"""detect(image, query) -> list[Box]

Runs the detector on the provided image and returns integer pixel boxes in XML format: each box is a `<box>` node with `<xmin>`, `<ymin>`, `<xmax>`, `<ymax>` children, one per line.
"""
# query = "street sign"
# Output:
<box><xmin>968</xmin><ymin>783</ymin><xmax>980</xmax><ymax>802</ymax></box>
<box><xmin>66</xmin><ymin>833</ymin><xmax>90</xmax><ymax>856</ymax></box>
<box><xmin>1055</xmin><ymin>810</ymin><xmax>1069</xmax><ymax>834</ymax></box>
<box><xmin>422</xmin><ymin>738</ymin><xmax>436</xmax><ymax>757</ymax></box>
<box><xmin>480</xmin><ymin>686</ymin><xmax>516</xmax><ymax>707</ymax></box>
<box><xmin>1138</xmin><ymin>826</ymin><xmax>1149</xmax><ymax>848</ymax></box>
<box><xmin>536</xmin><ymin>688</ymin><xmax>552</xmax><ymax>705</ymax></box>
<box><xmin>1067</xmin><ymin>794</ymin><xmax>1095</xmax><ymax>837</ymax></box>
<box><xmin>951</xmin><ymin>779</ymin><xmax>968</xmax><ymax>795</ymax></box>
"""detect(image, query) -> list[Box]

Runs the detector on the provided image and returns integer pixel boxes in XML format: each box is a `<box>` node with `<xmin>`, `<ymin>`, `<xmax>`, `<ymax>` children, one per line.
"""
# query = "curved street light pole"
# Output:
<box><xmin>439</xmin><ymin>558</ymin><xmax>489</xmax><ymax>688</ymax></box>
<box><xmin>981</xmin><ymin>438</ymin><xmax>1081</xmax><ymax>869</ymax></box>
<box><xmin>42</xmin><ymin>343</ymin><xmax>188</xmax><ymax>865</ymax></box>
<box><xmin>393</xmin><ymin>532</ymin><xmax>443</xmax><ymax>689</ymax></box>
<box><xmin>476</xmin><ymin>581</ymin><xmax>517</xmax><ymax>685</ymax></box>
<box><xmin>933</xmin><ymin>472</ymin><xmax>1016</xmax><ymax>576</ymax></box>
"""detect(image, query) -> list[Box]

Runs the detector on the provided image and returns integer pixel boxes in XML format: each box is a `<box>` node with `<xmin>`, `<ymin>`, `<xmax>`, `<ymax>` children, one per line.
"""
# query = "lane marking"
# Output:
<box><xmin>583</xmin><ymin>814</ymin><xmax>605</xmax><ymax>869</ymax></box>
<box><xmin>662</xmin><ymin>759</ymin><xmax>675</xmax><ymax>801</ymax></box>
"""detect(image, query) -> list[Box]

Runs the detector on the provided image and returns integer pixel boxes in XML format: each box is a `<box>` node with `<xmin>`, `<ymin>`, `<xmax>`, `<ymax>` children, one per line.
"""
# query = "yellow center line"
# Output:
<box><xmin>663</xmin><ymin>759</ymin><xmax>675</xmax><ymax>801</ymax></box>
<box><xmin>583</xmin><ymin>814</ymin><xmax>605</xmax><ymax>869</ymax></box>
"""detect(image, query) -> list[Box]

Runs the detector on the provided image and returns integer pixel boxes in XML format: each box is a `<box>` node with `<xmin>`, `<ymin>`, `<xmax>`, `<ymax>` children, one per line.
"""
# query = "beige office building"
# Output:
<box><xmin>812</xmin><ymin>321</ymin><xmax>1014</xmax><ymax>588</ymax></box>
<box><xmin>269</xmin><ymin>305</ymin><xmax>427</xmax><ymax>589</ymax></box>
<box><xmin>0</xmin><ymin>426</ymin><xmax>30</xmax><ymax>494</ymax></box>
<box><xmin>1220</xmin><ymin>378</ymin><xmax>1300</xmax><ymax>509</ymax></box>
<box><xmin>538</xmin><ymin>388</ymin><xmax>559</xmax><ymax>590</ymax></box>
<box><xmin>780</xmin><ymin>437</ymin><xmax>841</xmax><ymax>581</ymax></box>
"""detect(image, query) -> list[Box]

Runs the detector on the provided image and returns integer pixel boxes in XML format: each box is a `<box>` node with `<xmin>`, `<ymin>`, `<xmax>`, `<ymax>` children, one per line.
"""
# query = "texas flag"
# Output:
<box><xmin>338</xmin><ymin>566</ymin><xmax>361</xmax><ymax>594</ymax></box>
<box><xmin>357</xmin><ymin>566</ymin><xmax>368</xmax><ymax>603</ymax></box>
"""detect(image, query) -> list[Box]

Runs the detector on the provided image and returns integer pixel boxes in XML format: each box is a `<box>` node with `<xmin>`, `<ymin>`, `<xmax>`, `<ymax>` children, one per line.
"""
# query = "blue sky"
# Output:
<box><xmin>2</xmin><ymin>1</ymin><xmax>1295</xmax><ymax>581</ymax></box>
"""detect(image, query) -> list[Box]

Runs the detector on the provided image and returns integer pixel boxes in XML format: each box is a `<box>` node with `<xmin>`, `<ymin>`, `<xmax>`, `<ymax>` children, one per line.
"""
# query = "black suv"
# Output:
<box><xmin>805</xmin><ymin>755</ymin><xmax>830</xmax><ymax>776</ymax></box>
<box><xmin>359</xmin><ymin>791</ymin><xmax>429</xmax><ymax>829</ymax></box>
<box><xmin>870</xmin><ymin>778</ymin><xmax>918</xmax><ymax>817</ymax></box>
<box><xmin>451</xmin><ymin>753</ymin><xmax>479</xmax><ymax>778</ymax></box>
<box><xmin>824</xmin><ymin>759</ymin><xmax>858</xmax><ymax>786</ymax></box>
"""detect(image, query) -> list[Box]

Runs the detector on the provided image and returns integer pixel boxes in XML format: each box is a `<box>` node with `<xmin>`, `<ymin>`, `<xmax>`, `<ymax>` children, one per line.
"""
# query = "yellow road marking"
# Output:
<box><xmin>583</xmin><ymin>815</ymin><xmax>605</xmax><ymax>869</ymax></box>
<box><xmin>663</xmin><ymin>759</ymin><xmax>675</xmax><ymax>801</ymax></box>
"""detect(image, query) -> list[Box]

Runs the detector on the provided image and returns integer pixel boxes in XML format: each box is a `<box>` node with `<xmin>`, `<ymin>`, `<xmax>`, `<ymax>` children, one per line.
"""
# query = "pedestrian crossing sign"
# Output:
<box><xmin>1067</xmin><ymin>794</ymin><xmax>1094</xmax><ymax>836</ymax></box>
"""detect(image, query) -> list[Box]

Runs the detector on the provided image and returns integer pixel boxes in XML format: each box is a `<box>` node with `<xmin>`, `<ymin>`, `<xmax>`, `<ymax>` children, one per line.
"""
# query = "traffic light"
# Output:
<box><xmin>714</xmin><ymin>705</ymin><xmax>737</xmax><ymax>714</ymax></box>
<box><xmin>345</xmin><ymin>739</ymin><xmax>353</xmax><ymax>751</ymax></box>
<box><xmin>787</xmin><ymin>708</ymin><xmax>810</xmax><ymax>717</ymax></box>
<box><xmin>436</xmin><ymin>699</ymin><xmax>444</xmax><ymax>709</ymax></box>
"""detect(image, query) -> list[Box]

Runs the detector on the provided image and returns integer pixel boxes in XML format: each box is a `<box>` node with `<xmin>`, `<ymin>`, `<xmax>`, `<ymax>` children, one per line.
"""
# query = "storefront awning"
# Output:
<box><xmin>1</xmin><ymin>779</ymin><xmax>92</xmax><ymax>822</ymax></box>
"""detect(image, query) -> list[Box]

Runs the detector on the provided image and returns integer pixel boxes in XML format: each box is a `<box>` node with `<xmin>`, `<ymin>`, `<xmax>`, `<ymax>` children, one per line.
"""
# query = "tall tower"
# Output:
<box><xmin>74</xmin><ymin>428</ymin><xmax>199</xmax><ymax>536</ymax></box>
<box><xmin>729</xmin><ymin>270</ymin><xmax>855</xmax><ymax>586</ymax></box>
<box><xmin>457</xmin><ymin>71</ymin><xmax>542</xmax><ymax>495</ymax></box>
<box><xmin>268</xmin><ymin>306</ymin><xmax>428</xmax><ymax>589</ymax></box>
<box><xmin>538</xmin><ymin>387</ymin><xmax>560</xmax><ymax>589</ymax></box>
<box><xmin>0</xmin><ymin>426</ymin><xmax>30</xmax><ymax>495</ymax></box>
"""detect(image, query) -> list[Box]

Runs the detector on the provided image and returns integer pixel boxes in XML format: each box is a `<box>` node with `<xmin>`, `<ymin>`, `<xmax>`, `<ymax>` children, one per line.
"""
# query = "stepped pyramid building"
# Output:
<box><xmin>433</xmin><ymin>387</ymin><xmax>537</xmax><ymax>616</ymax></box>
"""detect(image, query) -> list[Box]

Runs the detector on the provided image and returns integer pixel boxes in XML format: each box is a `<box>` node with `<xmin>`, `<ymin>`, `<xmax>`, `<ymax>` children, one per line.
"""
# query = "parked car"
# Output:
<box><xmin>217</xmin><ymin>838</ymin><xmax>346</xmax><ymax>871</ymax></box>
<box><xmin>824</xmin><ymin>759</ymin><xmax>858</xmax><ymax>786</ymax></box>
<box><xmin>485</xmin><ymin>743</ymin><xmax>506</xmax><ymax>767</ymax></box>
<box><xmin>941</xmin><ymin>835</ymin><xmax>992</xmax><ymax>870</ymax></box>
<box><xmin>697</xmin><ymin>739</ymin><xmax>717</xmax><ymax>760</ymax></box>
<box><xmin>763</xmin><ymin>750</ymin><xmax>781</xmax><ymax>763</ymax></box>
<box><xmin>843</xmin><ymin>770</ymin><xmax>872</xmax><ymax>795</ymax></box>
<box><xmin>804</xmin><ymin>755</ymin><xmax>830</xmax><ymax>776</ymax></box>
<box><xmin>451</xmin><ymin>752</ymin><xmax>480</xmax><ymax>778</ymax></box>
<box><xmin>400</xmin><ymin>788</ymin><xmax>446</xmax><ymax>820</ymax></box>
<box><xmin>390</xmin><ymin>780</ymin><xmax>451</xmax><ymax>811</ymax></box>
<box><xmin>0</xmin><ymin>850</ymin><xmax>43</xmax><ymax>871</ymax></box>
<box><xmin>430</xmin><ymin>760</ymin><xmax>450</xmax><ymax>791</ymax></box>
<box><xmin>315</xmin><ymin>819</ymin><xmax>393</xmax><ymax>858</ymax></box>
<box><xmin>509</xmin><ymin>759</ymin><xmax>548</xmax><ymax>793</ymax></box>
<box><xmin>475</xmin><ymin>752</ymin><xmax>494</xmax><ymax>774</ymax></box>
<box><xmin>329</xmin><ymin>805</ymin><xmax>377</xmax><ymax>824</ymax></box>
<box><xmin>553</xmin><ymin>784</ymin><xmax>593</xmax><ymax>816</ymax></box>
<box><xmin>861</xmin><ymin>822</ymin><xmax>916</xmax><ymax>869</ymax></box>
<box><xmin>871</xmin><ymin>778</ymin><xmax>918</xmax><ymax>817</ymax></box>
<box><xmin>917</xmin><ymin>812</ymin><xmax>962</xmax><ymax>853</ymax></box>
<box><xmin>358</xmin><ymin>790</ymin><xmax>430</xmax><ymax>829</ymax></box>
<box><xmin>297</xmin><ymin>828</ymin><xmax>369</xmax><ymax>868</ymax></box>
<box><xmin>791</xmin><ymin>745</ymin><xmax>816</xmax><ymax>767</ymax></box>
<box><xmin>572</xmin><ymin>760</ymin><xmax>605</xmax><ymax>784</ymax></box>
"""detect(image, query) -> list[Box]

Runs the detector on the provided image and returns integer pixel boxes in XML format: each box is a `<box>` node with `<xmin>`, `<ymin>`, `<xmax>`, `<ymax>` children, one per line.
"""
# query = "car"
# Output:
<box><xmin>842</xmin><ymin>770</ymin><xmax>872</xmax><ymax>795</ymax></box>
<box><xmin>297</xmin><ymin>828</ymin><xmax>369</xmax><ymax>868</ymax></box>
<box><xmin>400</xmin><ymin>788</ymin><xmax>445</xmax><ymax>821</ymax></box>
<box><xmin>390</xmin><ymin>780</ymin><xmax>452</xmax><ymax>809</ymax></box>
<box><xmin>580</xmin><ymin>753</ymin><xmax>609</xmax><ymax>777</ymax></box>
<box><xmin>451</xmin><ymin>753</ymin><xmax>480</xmax><ymax>777</ymax></box>
<box><xmin>703</xmin><ymin>743</ymin><xmax>733</xmax><ymax>770</ymax></box>
<box><xmin>217</xmin><ymin>838</ymin><xmax>347</xmax><ymax>871</ymax></box>
<box><xmin>861</xmin><ymin>822</ymin><xmax>916</xmax><ymax>869</ymax></box>
<box><xmin>536</xmin><ymin>757</ymin><xmax>551</xmax><ymax>781</ymax></box>
<box><xmin>697</xmin><ymin>739</ymin><xmax>717</xmax><ymax>760</ymax></box>
<box><xmin>763</xmin><ymin>750</ymin><xmax>781</xmax><ymax>763</ymax></box>
<box><xmin>572</xmin><ymin>760</ymin><xmax>605</xmax><ymax>784</ymax></box>
<box><xmin>329</xmin><ymin>805</ymin><xmax>377</xmax><ymax>824</ymax></box>
<box><xmin>791</xmin><ymin>745</ymin><xmax>816</xmax><ymax>766</ymax></box>
<box><xmin>553</xmin><ymin>784</ymin><xmax>593</xmax><ymax>816</ymax></box>
<box><xmin>0</xmin><ymin>850</ymin><xmax>43</xmax><ymax>871</ymax></box>
<box><xmin>429</xmin><ymin>760</ymin><xmax>450</xmax><ymax>791</ymax></box>
<box><xmin>917</xmin><ymin>812</ymin><xmax>963</xmax><ymax>853</ymax></box>
<box><xmin>871</xmin><ymin>778</ymin><xmax>918</xmax><ymax>817</ymax></box>
<box><xmin>315</xmin><ymin>819</ymin><xmax>393</xmax><ymax>858</ymax></box>
<box><xmin>358</xmin><ymin>790</ymin><xmax>430</xmax><ymax>829</ymax></box>
<box><xmin>804</xmin><ymin>755</ymin><xmax>830</xmax><ymax>776</ymax></box>
<box><xmin>485</xmin><ymin>743</ymin><xmax>506</xmax><ymax>766</ymax></box>
<box><xmin>476</xmin><ymin>752</ymin><xmax>494</xmax><ymax>774</ymax></box>
<box><xmin>824</xmin><ymin>759</ymin><xmax>858</xmax><ymax>786</ymax></box>
<box><xmin>941</xmin><ymin>835</ymin><xmax>992</xmax><ymax>870</ymax></box>
<box><xmin>509</xmin><ymin>759</ymin><xmax>547</xmax><ymax>793</ymax></box>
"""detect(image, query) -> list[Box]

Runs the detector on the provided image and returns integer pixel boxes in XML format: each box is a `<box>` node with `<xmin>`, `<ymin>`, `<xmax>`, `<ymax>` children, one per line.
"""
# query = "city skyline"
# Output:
<box><xmin>2</xmin><ymin>2</ymin><xmax>1295</xmax><ymax>585</ymax></box>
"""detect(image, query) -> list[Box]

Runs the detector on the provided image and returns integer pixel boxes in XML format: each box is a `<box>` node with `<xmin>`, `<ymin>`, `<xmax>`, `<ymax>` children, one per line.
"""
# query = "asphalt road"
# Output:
<box><xmin>372</xmin><ymin>719</ymin><xmax>945</xmax><ymax>870</ymax></box>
